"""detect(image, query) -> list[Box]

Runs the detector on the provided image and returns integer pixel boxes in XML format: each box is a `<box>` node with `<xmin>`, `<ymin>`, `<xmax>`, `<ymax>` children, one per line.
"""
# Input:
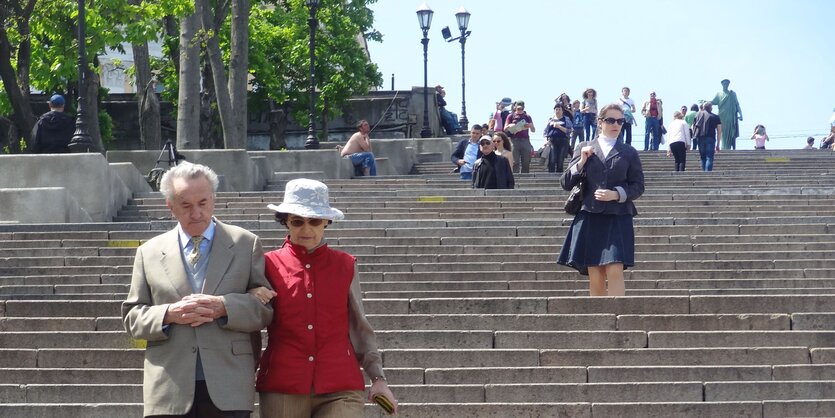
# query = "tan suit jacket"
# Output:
<box><xmin>122</xmin><ymin>220</ymin><xmax>273</xmax><ymax>416</ymax></box>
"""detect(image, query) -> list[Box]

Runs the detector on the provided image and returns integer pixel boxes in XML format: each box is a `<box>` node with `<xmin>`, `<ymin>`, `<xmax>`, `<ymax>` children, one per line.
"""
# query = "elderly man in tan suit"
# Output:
<box><xmin>122</xmin><ymin>162</ymin><xmax>273</xmax><ymax>417</ymax></box>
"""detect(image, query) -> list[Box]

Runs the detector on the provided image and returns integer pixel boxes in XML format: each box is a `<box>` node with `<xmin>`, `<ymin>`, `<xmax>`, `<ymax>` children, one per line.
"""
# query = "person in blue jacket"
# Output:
<box><xmin>558</xmin><ymin>103</ymin><xmax>645</xmax><ymax>296</ymax></box>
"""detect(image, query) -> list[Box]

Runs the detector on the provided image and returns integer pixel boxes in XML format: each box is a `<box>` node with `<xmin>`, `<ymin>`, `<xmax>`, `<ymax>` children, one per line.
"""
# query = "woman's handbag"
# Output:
<box><xmin>564</xmin><ymin>170</ymin><xmax>586</xmax><ymax>215</ymax></box>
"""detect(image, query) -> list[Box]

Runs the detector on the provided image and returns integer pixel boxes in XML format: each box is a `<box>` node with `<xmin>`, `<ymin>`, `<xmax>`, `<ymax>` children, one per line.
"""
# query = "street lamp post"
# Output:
<box><xmin>68</xmin><ymin>0</ymin><xmax>93</xmax><ymax>153</ymax></box>
<box><xmin>303</xmin><ymin>0</ymin><xmax>321</xmax><ymax>150</ymax></box>
<box><xmin>454</xmin><ymin>7</ymin><xmax>470</xmax><ymax>131</ymax></box>
<box><xmin>416</xmin><ymin>3</ymin><xmax>434</xmax><ymax>138</ymax></box>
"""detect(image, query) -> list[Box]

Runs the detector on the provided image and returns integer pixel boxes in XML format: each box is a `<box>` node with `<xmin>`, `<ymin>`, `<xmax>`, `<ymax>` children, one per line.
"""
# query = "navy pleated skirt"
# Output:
<box><xmin>557</xmin><ymin>211</ymin><xmax>635</xmax><ymax>276</ymax></box>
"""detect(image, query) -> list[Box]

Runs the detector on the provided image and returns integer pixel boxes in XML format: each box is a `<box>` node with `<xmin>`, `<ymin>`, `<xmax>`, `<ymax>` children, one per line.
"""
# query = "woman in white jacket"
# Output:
<box><xmin>666</xmin><ymin>111</ymin><xmax>692</xmax><ymax>171</ymax></box>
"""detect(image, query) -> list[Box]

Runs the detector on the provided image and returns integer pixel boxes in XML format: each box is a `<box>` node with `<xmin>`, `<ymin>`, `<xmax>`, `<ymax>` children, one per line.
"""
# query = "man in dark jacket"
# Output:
<box><xmin>31</xmin><ymin>95</ymin><xmax>75</xmax><ymax>153</ymax></box>
<box><xmin>472</xmin><ymin>135</ymin><xmax>514</xmax><ymax>189</ymax></box>
<box><xmin>692</xmin><ymin>102</ymin><xmax>722</xmax><ymax>172</ymax></box>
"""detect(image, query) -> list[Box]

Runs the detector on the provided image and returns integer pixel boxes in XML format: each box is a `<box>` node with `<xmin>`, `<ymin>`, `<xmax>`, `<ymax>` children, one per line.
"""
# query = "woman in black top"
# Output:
<box><xmin>558</xmin><ymin>103</ymin><xmax>645</xmax><ymax>296</ymax></box>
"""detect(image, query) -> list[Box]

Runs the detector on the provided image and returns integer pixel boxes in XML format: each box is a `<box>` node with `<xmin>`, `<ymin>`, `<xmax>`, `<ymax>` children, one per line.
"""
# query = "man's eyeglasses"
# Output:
<box><xmin>288</xmin><ymin>217</ymin><xmax>326</xmax><ymax>227</ymax></box>
<box><xmin>601</xmin><ymin>117</ymin><xmax>627</xmax><ymax>125</ymax></box>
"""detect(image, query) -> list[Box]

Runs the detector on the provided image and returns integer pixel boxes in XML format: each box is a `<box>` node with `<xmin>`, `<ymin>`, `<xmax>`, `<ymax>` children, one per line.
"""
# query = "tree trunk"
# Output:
<box><xmin>268</xmin><ymin>103</ymin><xmax>288</xmax><ymax>150</ymax></box>
<box><xmin>0</xmin><ymin>115</ymin><xmax>18</xmax><ymax>150</ymax></box>
<box><xmin>176</xmin><ymin>9</ymin><xmax>201</xmax><ymax>149</ymax></box>
<box><xmin>0</xmin><ymin>0</ymin><xmax>37</xmax><ymax>153</ymax></box>
<box><xmin>162</xmin><ymin>16</ymin><xmax>180</xmax><ymax>74</ymax></box>
<box><xmin>82</xmin><ymin>65</ymin><xmax>105</xmax><ymax>153</ymax></box>
<box><xmin>198</xmin><ymin>0</ymin><xmax>235</xmax><ymax>149</ymax></box>
<box><xmin>321</xmin><ymin>99</ymin><xmax>329</xmax><ymax>142</ymax></box>
<box><xmin>228</xmin><ymin>0</ymin><xmax>249</xmax><ymax>149</ymax></box>
<box><xmin>200</xmin><ymin>60</ymin><xmax>222</xmax><ymax>149</ymax></box>
<box><xmin>130</xmin><ymin>0</ymin><xmax>162</xmax><ymax>150</ymax></box>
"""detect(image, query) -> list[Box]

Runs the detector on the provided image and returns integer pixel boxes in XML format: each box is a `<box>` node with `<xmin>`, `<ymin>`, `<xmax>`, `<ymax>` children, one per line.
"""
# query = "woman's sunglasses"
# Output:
<box><xmin>600</xmin><ymin>117</ymin><xmax>626</xmax><ymax>125</ymax></box>
<box><xmin>288</xmin><ymin>217</ymin><xmax>326</xmax><ymax>227</ymax></box>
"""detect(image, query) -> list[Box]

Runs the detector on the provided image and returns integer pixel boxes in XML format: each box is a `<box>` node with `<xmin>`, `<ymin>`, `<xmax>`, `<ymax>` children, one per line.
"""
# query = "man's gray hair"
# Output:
<box><xmin>159</xmin><ymin>162</ymin><xmax>219</xmax><ymax>201</ymax></box>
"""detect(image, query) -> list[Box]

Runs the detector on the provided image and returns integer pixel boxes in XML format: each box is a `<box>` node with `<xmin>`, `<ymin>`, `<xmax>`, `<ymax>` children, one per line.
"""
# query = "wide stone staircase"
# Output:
<box><xmin>2</xmin><ymin>149</ymin><xmax>835</xmax><ymax>417</ymax></box>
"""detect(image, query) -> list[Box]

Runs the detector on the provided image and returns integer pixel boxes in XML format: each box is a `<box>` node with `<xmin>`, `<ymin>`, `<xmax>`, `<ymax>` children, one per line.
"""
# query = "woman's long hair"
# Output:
<box><xmin>493</xmin><ymin>131</ymin><xmax>512</xmax><ymax>152</ymax></box>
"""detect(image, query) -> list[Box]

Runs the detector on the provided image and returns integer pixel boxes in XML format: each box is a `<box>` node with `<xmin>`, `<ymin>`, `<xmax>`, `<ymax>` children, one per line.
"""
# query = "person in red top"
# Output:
<box><xmin>249</xmin><ymin>178</ymin><xmax>397</xmax><ymax>417</ymax></box>
<box><xmin>640</xmin><ymin>91</ymin><xmax>664</xmax><ymax>151</ymax></box>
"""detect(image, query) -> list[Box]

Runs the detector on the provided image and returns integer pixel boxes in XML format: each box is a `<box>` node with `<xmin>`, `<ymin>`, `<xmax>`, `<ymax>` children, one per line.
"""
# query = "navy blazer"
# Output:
<box><xmin>561</xmin><ymin>139</ymin><xmax>645</xmax><ymax>216</ymax></box>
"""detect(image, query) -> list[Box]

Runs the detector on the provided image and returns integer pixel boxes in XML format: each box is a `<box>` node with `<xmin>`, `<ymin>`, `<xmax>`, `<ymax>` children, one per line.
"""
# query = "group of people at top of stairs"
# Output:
<box><xmin>123</xmin><ymin>163</ymin><xmax>398</xmax><ymax>418</ymax></box>
<box><xmin>446</xmin><ymin>79</ymin><xmax>835</xmax><ymax>178</ymax></box>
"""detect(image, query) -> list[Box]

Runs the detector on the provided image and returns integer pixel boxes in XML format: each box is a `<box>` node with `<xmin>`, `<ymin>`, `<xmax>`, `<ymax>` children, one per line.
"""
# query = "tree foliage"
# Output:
<box><xmin>248</xmin><ymin>0</ymin><xmax>383</xmax><ymax>127</ymax></box>
<box><xmin>1</xmin><ymin>0</ymin><xmax>382</xmax><ymax>150</ymax></box>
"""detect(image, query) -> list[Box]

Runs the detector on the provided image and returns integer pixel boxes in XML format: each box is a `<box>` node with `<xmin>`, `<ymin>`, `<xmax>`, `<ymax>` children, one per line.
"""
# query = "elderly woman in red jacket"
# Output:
<box><xmin>250</xmin><ymin>178</ymin><xmax>397</xmax><ymax>417</ymax></box>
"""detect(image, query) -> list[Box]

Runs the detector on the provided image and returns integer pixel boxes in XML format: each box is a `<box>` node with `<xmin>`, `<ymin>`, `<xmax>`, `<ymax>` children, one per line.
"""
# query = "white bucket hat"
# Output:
<box><xmin>267</xmin><ymin>178</ymin><xmax>344</xmax><ymax>221</ymax></box>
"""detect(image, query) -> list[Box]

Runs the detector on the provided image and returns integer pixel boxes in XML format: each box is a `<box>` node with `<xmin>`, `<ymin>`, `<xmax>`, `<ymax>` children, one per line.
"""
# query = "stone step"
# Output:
<box><xmin>0</xmin><ymin>368</ymin><xmax>141</xmax><ymax>384</ymax></box>
<box><xmin>590</xmin><ymin>364</ymin><xmax>835</xmax><ymax>383</ymax></box>
<box><xmin>367</xmin><ymin>314</ymin><xmax>615</xmax><ymax>331</ymax></box>
<box><xmin>1</xmin><ymin>301</ymin><xmax>121</xmax><ymax>318</ymax></box>
<box><xmin>0</xmin><ymin>404</ymin><xmax>142</xmax><ymax>418</ymax></box>
<box><xmin>0</xmin><ymin>332</ymin><xmax>135</xmax><ymax>349</ymax></box>
<box><xmin>648</xmin><ymin>330</ymin><xmax>835</xmax><ymax>348</ymax></box>
<box><xmin>538</xmin><ymin>347</ymin><xmax>811</xmax><ymax>367</ymax></box>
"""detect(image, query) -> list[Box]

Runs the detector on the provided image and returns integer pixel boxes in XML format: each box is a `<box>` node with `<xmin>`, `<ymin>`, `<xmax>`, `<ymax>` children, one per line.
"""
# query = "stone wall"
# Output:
<box><xmin>30</xmin><ymin>88</ymin><xmax>444</xmax><ymax>151</ymax></box>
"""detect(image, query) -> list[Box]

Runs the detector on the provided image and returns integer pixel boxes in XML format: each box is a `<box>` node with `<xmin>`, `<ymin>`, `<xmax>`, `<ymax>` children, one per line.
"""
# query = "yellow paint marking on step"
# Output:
<box><xmin>107</xmin><ymin>240</ymin><xmax>142</xmax><ymax>248</ymax></box>
<box><xmin>417</xmin><ymin>196</ymin><xmax>446</xmax><ymax>203</ymax></box>
<box><xmin>764</xmin><ymin>157</ymin><xmax>790</xmax><ymax>163</ymax></box>
<box><xmin>131</xmin><ymin>339</ymin><xmax>147</xmax><ymax>349</ymax></box>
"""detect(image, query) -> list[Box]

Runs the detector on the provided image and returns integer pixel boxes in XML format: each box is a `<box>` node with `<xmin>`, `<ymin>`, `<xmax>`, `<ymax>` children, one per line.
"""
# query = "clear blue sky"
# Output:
<box><xmin>367</xmin><ymin>0</ymin><xmax>835</xmax><ymax>149</ymax></box>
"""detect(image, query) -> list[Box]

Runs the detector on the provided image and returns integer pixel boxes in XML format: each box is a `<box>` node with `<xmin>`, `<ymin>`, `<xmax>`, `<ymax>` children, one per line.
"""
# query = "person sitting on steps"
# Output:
<box><xmin>339</xmin><ymin>120</ymin><xmax>377</xmax><ymax>177</ymax></box>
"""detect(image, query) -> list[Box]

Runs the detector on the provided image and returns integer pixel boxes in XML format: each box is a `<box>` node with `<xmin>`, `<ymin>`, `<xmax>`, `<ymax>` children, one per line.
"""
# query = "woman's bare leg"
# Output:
<box><xmin>587</xmin><ymin>266</ymin><xmax>607</xmax><ymax>296</ymax></box>
<box><xmin>604</xmin><ymin>263</ymin><xmax>625</xmax><ymax>296</ymax></box>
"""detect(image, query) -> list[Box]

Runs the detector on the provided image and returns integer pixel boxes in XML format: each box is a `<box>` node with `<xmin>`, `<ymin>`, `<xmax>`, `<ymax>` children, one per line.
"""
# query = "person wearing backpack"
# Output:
<box><xmin>31</xmin><ymin>94</ymin><xmax>75</xmax><ymax>153</ymax></box>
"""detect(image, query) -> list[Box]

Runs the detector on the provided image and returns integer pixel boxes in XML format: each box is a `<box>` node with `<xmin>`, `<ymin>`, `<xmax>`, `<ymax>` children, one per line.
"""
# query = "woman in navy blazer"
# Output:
<box><xmin>558</xmin><ymin>103</ymin><xmax>645</xmax><ymax>296</ymax></box>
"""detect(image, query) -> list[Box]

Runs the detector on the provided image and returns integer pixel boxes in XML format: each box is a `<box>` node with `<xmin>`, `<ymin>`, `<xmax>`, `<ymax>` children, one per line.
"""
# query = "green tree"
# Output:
<box><xmin>0</xmin><ymin>0</ymin><xmax>189</xmax><ymax>152</ymax></box>
<box><xmin>248</xmin><ymin>0</ymin><xmax>382</xmax><ymax>148</ymax></box>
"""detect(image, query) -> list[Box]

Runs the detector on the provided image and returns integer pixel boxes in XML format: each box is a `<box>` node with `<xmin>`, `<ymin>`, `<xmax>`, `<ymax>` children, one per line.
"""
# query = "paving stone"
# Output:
<box><xmin>690</xmin><ymin>295</ymin><xmax>835</xmax><ymax>314</ymax></box>
<box><xmin>0</xmin><ymin>332</ymin><xmax>134</xmax><ymax>349</ymax></box>
<box><xmin>810</xmin><ymin>348</ymin><xmax>835</xmax><ymax>364</ymax></box>
<box><xmin>366</xmin><ymin>314</ymin><xmax>616</xmax><ymax>331</ymax></box>
<box><xmin>36</xmin><ymin>348</ymin><xmax>144</xmax><ymax>368</ymax></box>
<box><xmin>772</xmin><ymin>364</ymin><xmax>835</xmax><ymax>381</ymax></box>
<box><xmin>494</xmin><ymin>331</ymin><xmax>646</xmax><ymax>349</ymax></box>
<box><xmin>547</xmin><ymin>297</ymin><xmax>690</xmax><ymax>315</ymax></box>
<box><xmin>540</xmin><ymin>347</ymin><xmax>810</xmax><ymax>367</ymax></box>
<box><xmin>0</xmin><ymin>404</ymin><xmax>146</xmax><ymax>418</ymax></box>
<box><xmin>617</xmin><ymin>314</ymin><xmax>790</xmax><ymax>331</ymax></box>
<box><xmin>648</xmin><ymin>330</ymin><xmax>835</xmax><ymax>348</ymax></box>
<box><xmin>0</xmin><ymin>349</ymin><xmax>37</xmax><ymax>367</ymax></box>
<box><xmin>361</xmin><ymin>403</ymin><xmax>591</xmax><ymax>418</ymax></box>
<box><xmin>373</xmin><ymin>331</ymin><xmax>493</xmax><ymax>349</ymax></box>
<box><xmin>0</xmin><ymin>318</ymin><xmax>97</xmax><ymax>332</ymax></box>
<box><xmin>484</xmin><ymin>382</ymin><xmax>703</xmax><ymax>403</ymax></box>
<box><xmin>382</xmin><ymin>349</ymin><xmax>539</xmax><ymax>368</ymax></box>
<box><xmin>791</xmin><ymin>313</ymin><xmax>835</xmax><ymax>330</ymax></box>
<box><xmin>0</xmin><ymin>368</ymin><xmax>141</xmax><ymax>384</ymax></box>
<box><xmin>0</xmin><ymin>385</ymin><xmax>26</xmax><ymax>402</ymax></box>
<box><xmin>591</xmin><ymin>402</ymin><xmax>762</xmax><ymax>418</ymax></box>
<box><xmin>408</xmin><ymin>298</ymin><xmax>548</xmax><ymax>315</ymax></box>
<box><xmin>424</xmin><ymin>367</ymin><xmax>586</xmax><ymax>384</ymax></box>
<box><xmin>4</xmin><ymin>301</ymin><xmax>121</xmax><ymax>318</ymax></box>
<box><xmin>706</xmin><ymin>381</ymin><xmax>835</xmax><ymax>401</ymax></box>
<box><xmin>762</xmin><ymin>400</ymin><xmax>835</xmax><ymax>418</ymax></box>
<box><xmin>588</xmin><ymin>365</ymin><xmax>772</xmax><ymax>383</ymax></box>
